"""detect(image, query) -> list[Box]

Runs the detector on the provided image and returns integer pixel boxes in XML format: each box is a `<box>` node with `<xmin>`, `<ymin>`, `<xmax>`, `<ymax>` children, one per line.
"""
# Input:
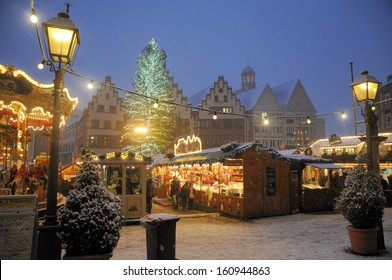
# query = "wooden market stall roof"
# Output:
<box><xmin>154</xmin><ymin>141</ymin><xmax>290</xmax><ymax>166</ymax></box>
<box><xmin>0</xmin><ymin>64</ymin><xmax>78</xmax><ymax>129</ymax></box>
<box><xmin>59</xmin><ymin>163</ymin><xmax>81</xmax><ymax>176</ymax></box>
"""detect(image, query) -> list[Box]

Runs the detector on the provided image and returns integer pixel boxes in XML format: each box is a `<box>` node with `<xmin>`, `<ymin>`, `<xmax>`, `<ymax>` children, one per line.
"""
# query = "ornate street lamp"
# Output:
<box><xmin>350</xmin><ymin>70</ymin><xmax>385</xmax><ymax>251</ymax></box>
<box><xmin>39</xmin><ymin>4</ymin><xmax>80</xmax><ymax>259</ymax></box>
<box><xmin>350</xmin><ymin>70</ymin><xmax>381</xmax><ymax>172</ymax></box>
<box><xmin>42</xmin><ymin>9</ymin><xmax>80</xmax><ymax>64</ymax></box>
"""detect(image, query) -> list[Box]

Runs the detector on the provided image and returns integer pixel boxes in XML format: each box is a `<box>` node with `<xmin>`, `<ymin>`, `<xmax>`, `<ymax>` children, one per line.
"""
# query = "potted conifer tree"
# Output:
<box><xmin>335</xmin><ymin>164</ymin><xmax>385</xmax><ymax>255</ymax></box>
<box><xmin>57</xmin><ymin>149</ymin><xmax>124</xmax><ymax>259</ymax></box>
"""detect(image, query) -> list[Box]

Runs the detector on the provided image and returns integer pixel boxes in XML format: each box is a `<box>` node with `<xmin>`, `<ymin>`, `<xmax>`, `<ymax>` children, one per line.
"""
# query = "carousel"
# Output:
<box><xmin>0</xmin><ymin>64</ymin><xmax>78</xmax><ymax>213</ymax></box>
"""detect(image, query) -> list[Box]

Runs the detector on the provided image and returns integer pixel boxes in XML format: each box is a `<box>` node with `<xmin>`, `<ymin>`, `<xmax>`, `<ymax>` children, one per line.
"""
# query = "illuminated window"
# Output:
<box><xmin>90</xmin><ymin>136</ymin><xmax>98</xmax><ymax>147</ymax></box>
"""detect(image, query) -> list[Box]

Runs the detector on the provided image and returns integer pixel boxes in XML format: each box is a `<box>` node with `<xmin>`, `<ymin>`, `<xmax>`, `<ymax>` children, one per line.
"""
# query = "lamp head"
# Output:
<box><xmin>350</xmin><ymin>70</ymin><xmax>381</xmax><ymax>103</ymax></box>
<box><xmin>42</xmin><ymin>10</ymin><xmax>80</xmax><ymax>64</ymax></box>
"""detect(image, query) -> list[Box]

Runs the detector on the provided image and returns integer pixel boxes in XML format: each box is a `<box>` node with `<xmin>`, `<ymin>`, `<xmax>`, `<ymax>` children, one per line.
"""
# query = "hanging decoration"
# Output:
<box><xmin>174</xmin><ymin>135</ymin><xmax>202</xmax><ymax>156</ymax></box>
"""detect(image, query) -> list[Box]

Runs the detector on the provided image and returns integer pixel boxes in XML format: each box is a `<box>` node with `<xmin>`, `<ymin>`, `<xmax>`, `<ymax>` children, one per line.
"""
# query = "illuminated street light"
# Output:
<box><xmin>38</xmin><ymin>4</ymin><xmax>80</xmax><ymax>259</ymax></box>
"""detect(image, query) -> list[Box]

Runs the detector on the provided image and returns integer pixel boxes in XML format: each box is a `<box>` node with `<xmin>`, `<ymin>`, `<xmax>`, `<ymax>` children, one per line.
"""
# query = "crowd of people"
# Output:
<box><xmin>143</xmin><ymin>176</ymin><xmax>197</xmax><ymax>214</ymax></box>
<box><xmin>169</xmin><ymin>176</ymin><xmax>196</xmax><ymax>210</ymax></box>
<box><xmin>0</xmin><ymin>162</ymin><xmax>47</xmax><ymax>195</ymax></box>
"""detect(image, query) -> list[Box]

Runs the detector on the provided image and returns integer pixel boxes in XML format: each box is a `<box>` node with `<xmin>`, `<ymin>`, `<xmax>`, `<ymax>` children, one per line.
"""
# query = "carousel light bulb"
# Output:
<box><xmin>153</xmin><ymin>100</ymin><xmax>159</xmax><ymax>109</ymax></box>
<box><xmin>213</xmin><ymin>111</ymin><xmax>217</xmax><ymax>120</ymax></box>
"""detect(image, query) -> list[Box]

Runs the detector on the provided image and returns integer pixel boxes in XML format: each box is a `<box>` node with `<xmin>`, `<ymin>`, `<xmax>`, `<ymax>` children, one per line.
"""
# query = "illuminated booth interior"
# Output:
<box><xmin>92</xmin><ymin>152</ymin><xmax>152</xmax><ymax>219</ymax></box>
<box><xmin>153</xmin><ymin>137</ymin><xmax>296</xmax><ymax>219</ymax></box>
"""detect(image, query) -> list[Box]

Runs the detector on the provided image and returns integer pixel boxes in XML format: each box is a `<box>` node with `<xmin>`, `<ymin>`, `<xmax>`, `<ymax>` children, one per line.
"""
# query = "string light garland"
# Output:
<box><xmin>62</xmin><ymin>67</ymin><xmax>390</xmax><ymax>125</ymax></box>
<box><xmin>29</xmin><ymin>1</ymin><xmax>389</xmax><ymax>128</ymax></box>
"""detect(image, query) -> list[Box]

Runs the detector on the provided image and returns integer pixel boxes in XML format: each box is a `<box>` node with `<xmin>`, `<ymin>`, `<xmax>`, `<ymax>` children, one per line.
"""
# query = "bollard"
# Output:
<box><xmin>140</xmin><ymin>213</ymin><xmax>180</xmax><ymax>260</ymax></box>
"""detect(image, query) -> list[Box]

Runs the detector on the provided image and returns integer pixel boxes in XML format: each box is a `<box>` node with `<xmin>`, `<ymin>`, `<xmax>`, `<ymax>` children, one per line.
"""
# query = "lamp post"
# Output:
<box><xmin>38</xmin><ymin>5</ymin><xmax>80</xmax><ymax>259</ymax></box>
<box><xmin>350</xmin><ymin>69</ymin><xmax>385</xmax><ymax>251</ymax></box>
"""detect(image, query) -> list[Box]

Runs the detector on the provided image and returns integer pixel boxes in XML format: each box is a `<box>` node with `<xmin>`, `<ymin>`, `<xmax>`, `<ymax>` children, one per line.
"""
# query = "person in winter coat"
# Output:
<box><xmin>33</xmin><ymin>163</ymin><xmax>47</xmax><ymax>190</ymax></box>
<box><xmin>146</xmin><ymin>177</ymin><xmax>154</xmax><ymax>214</ymax></box>
<box><xmin>180</xmin><ymin>181</ymin><xmax>190</xmax><ymax>209</ymax></box>
<box><xmin>7</xmin><ymin>164</ymin><xmax>18</xmax><ymax>194</ymax></box>
<box><xmin>188</xmin><ymin>183</ymin><xmax>196</xmax><ymax>210</ymax></box>
<box><xmin>170</xmin><ymin>177</ymin><xmax>180</xmax><ymax>209</ymax></box>
<box><xmin>17</xmin><ymin>163</ymin><xmax>30</xmax><ymax>191</ymax></box>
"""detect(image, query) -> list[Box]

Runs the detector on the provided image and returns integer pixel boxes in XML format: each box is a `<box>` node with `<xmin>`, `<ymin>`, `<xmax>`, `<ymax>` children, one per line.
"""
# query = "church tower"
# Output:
<box><xmin>241</xmin><ymin>64</ymin><xmax>256</xmax><ymax>90</ymax></box>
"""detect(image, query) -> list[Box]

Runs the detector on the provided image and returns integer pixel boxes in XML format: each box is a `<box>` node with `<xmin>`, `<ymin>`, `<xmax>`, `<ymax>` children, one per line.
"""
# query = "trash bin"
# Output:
<box><xmin>140</xmin><ymin>213</ymin><xmax>180</xmax><ymax>260</ymax></box>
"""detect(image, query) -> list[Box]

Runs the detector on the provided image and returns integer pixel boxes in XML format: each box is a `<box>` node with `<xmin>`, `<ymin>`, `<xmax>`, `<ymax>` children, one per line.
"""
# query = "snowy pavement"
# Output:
<box><xmin>112</xmin><ymin>203</ymin><xmax>392</xmax><ymax>260</ymax></box>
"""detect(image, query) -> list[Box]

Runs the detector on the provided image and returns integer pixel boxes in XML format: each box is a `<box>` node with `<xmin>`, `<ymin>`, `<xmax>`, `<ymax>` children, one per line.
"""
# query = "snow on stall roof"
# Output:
<box><xmin>272</xmin><ymin>79</ymin><xmax>299</xmax><ymax>107</ymax></box>
<box><xmin>235</xmin><ymin>85</ymin><xmax>266</xmax><ymax>109</ymax></box>
<box><xmin>278</xmin><ymin>148</ymin><xmax>331</xmax><ymax>163</ymax></box>
<box><xmin>278</xmin><ymin>149</ymin><xmax>299</xmax><ymax>155</ymax></box>
<box><xmin>154</xmin><ymin>142</ymin><xmax>289</xmax><ymax>166</ymax></box>
<box><xmin>311</xmin><ymin>135</ymin><xmax>362</xmax><ymax>148</ymax></box>
<box><xmin>283</xmin><ymin>154</ymin><xmax>331</xmax><ymax>163</ymax></box>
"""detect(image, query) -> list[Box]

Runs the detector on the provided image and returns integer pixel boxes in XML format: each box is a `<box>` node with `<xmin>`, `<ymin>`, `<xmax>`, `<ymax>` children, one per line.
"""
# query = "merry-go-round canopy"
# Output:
<box><xmin>0</xmin><ymin>64</ymin><xmax>78</xmax><ymax>130</ymax></box>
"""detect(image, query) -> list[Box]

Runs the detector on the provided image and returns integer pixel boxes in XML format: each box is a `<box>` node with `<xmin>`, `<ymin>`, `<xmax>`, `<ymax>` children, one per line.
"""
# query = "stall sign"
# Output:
<box><xmin>266</xmin><ymin>166</ymin><xmax>276</xmax><ymax>196</ymax></box>
<box><xmin>223</xmin><ymin>159</ymin><xmax>243</xmax><ymax>166</ymax></box>
<box><xmin>174</xmin><ymin>135</ymin><xmax>202</xmax><ymax>156</ymax></box>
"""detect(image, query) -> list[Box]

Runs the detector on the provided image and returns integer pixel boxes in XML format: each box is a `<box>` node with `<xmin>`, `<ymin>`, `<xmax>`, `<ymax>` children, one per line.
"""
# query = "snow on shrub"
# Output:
<box><xmin>57</xmin><ymin>149</ymin><xmax>124</xmax><ymax>256</ymax></box>
<box><xmin>335</xmin><ymin>165</ymin><xmax>385</xmax><ymax>229</ymax></box>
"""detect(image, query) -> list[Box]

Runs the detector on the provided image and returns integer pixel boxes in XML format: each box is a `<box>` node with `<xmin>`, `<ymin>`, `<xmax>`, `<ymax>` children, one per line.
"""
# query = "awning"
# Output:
<box><xmin>306</xmin><ymin>163</ymin><xmax>350</xmax><ymax>169</ymax></box>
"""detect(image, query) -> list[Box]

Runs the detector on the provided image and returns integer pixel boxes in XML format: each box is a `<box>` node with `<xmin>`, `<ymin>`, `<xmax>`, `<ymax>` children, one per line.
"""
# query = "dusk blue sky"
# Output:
<box><xmin>1</xmin><ymin>0</ymin><xmax>391</xmax><ymax>137</ymax></box>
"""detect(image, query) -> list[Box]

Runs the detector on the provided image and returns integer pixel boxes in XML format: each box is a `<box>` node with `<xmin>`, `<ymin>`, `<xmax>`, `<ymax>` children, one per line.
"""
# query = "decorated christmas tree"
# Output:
<box><xmin>122</xmin><ymin>38</ymin><xmax>175</xmax><ymax>155</ymax></box>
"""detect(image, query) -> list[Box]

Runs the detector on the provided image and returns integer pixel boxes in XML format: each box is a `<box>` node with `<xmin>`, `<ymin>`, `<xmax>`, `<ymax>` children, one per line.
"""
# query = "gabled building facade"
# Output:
<box><xmin>190</xmin><ymin>76</ymin><xmax>248</xmax><ymax>149</ymax></box>
<box><xmin>169</xmin><ymin>75</ymin><xmax>195</xmax><ymax>141</ymax></box>
<box><xmin>188</xmin><ymin>65</ymin><xmax>325</xmax><ymax>150</ymax></box>
<box><xmin>61</xmin><ymin>76</ymin><xmax>125</xmax><ymax>166</ymax></box>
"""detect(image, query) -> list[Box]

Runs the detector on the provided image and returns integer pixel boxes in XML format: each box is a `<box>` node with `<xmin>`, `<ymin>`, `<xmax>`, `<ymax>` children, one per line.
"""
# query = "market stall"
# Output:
<box><xmin>301</xmin><ymin>162</ymin><xmax>351</xmax><ymax>212</ymax></box>
<box><xmin>92</xmin><ymin>152</ymin><xmax>152</xmax><ymax>219</ymax></box>
<box><xmin>153</xmin><ymin>141</ymin><xmax>294</xmax><ymax>219</ymax></box>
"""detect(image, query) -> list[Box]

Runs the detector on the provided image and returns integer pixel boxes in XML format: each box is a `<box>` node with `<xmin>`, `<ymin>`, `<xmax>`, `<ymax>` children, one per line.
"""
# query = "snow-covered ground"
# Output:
<box><xmin>113</xmin><ymin>205</ymin><xmax>392</xmax><ymax>260</ymax></box>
